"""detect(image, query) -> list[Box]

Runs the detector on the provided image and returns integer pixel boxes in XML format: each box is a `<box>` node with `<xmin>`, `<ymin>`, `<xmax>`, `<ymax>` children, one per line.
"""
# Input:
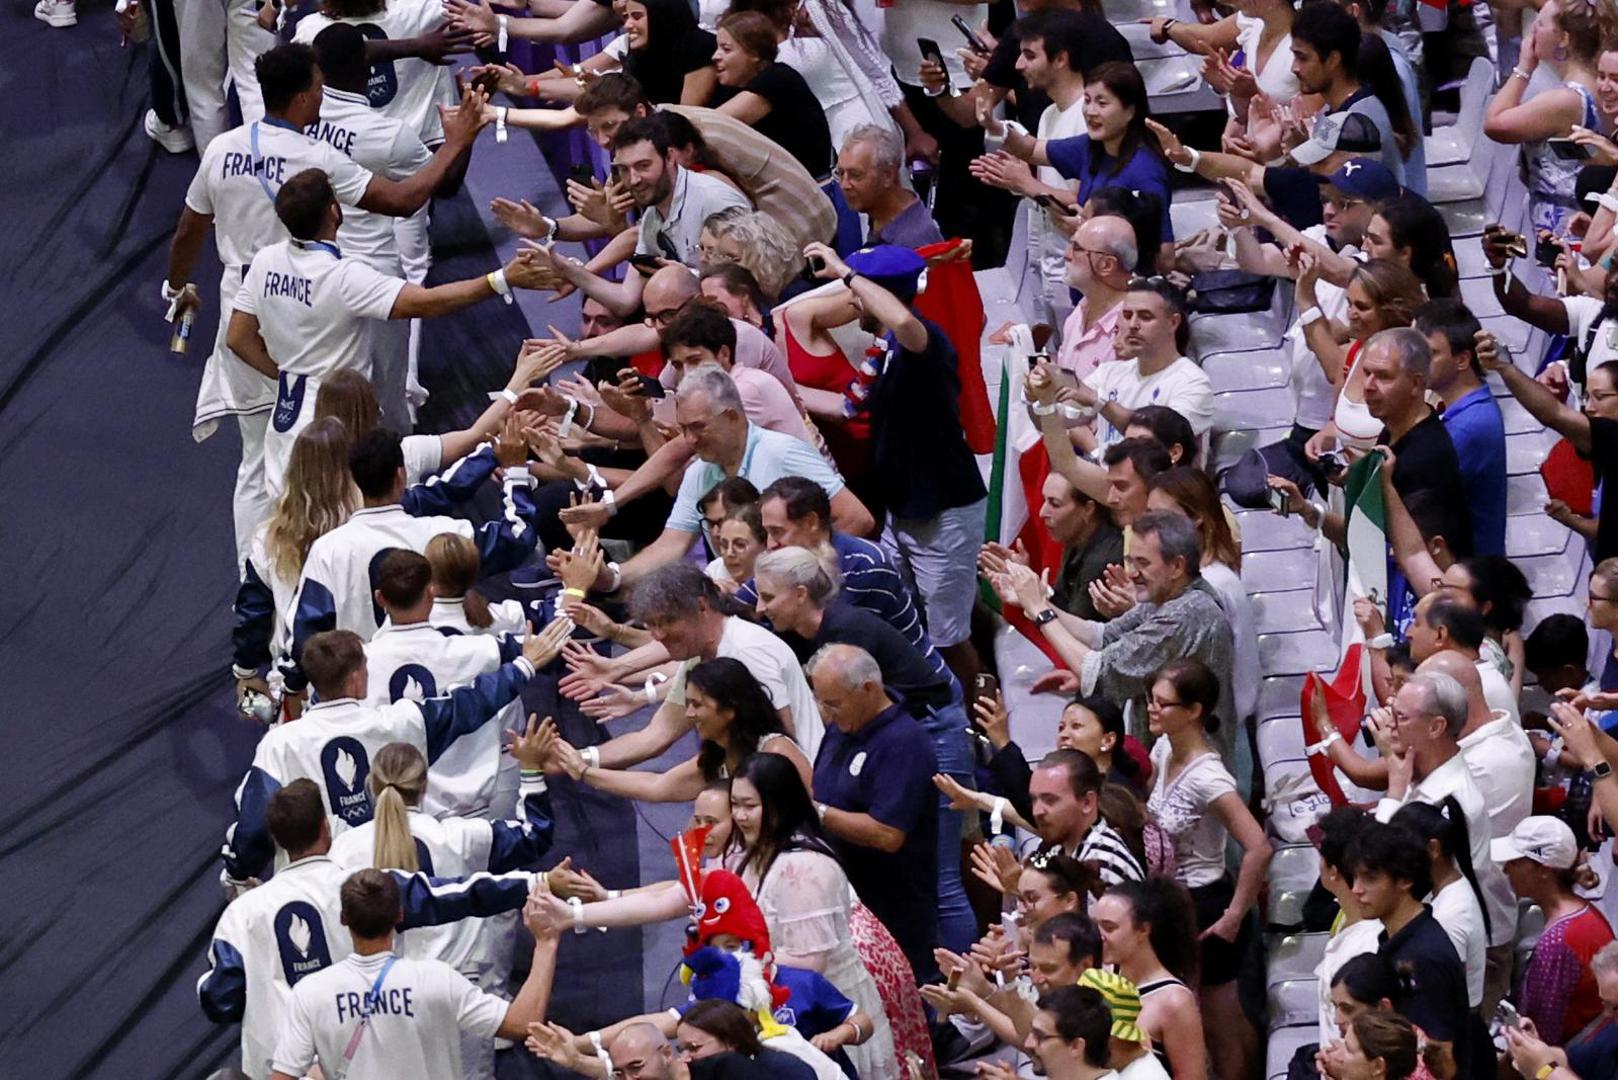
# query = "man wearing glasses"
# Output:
<box><xmin>1053</xmin><ymin>215</ymin><xmax>1137</xmax><ymax>381</ymax></box>
<box><xmin>979</xmin><ymin>984</ymin><xmax>1117</xmax><ymax>1080</ymax></box>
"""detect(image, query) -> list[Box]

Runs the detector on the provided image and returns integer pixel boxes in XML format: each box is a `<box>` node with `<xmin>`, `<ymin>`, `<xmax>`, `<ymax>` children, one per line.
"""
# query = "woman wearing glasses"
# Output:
<box><xmin>1145</xmin><ymin>658</ymin><xmax>1272</xmax><ymax>1080</ymax></box>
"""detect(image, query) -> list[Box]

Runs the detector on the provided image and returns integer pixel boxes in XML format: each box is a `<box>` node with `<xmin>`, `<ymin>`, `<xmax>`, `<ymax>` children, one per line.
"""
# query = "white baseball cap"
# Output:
<box><xmin>1491</xmin><ymin>816</ymin><xmax>1579</xmax><ymax>870</ymax></box>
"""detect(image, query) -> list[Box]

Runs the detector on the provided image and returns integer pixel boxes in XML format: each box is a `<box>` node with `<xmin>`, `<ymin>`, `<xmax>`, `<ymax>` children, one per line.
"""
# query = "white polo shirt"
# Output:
<box><xmin>1458</xmin><ymin>708</ymin><xmax>1536</xmax><ymax>844</ymax></box>
<box><xmin>1375</xmin><ymin>751</ymin><xmax>1516</xmax><ymax>947</ymax></box>
<box><xmin>293</xmin><ymin>0</ymin><xmax>454</xmax><ymax>144</ymax></box>
<box><xmin>306</xmin><ymin>87</ymin><xmax>433</xmax><ymax>272</ymax></box>
<box><xmin>235</xmin><ymin>238</ymin><xmax>405</xmax><ymax>497</ymax></box>
<box><xmin>270</xmin><ymin>951</ymin><xmax>508</xmax><ymax>1080</ymax></box>
<box><xmin>667</xmin><ymin>615</ymin><xmax>825</xmax><ymax>762</ymax></box>
<box><xmin>1087</xmin><ymin>354</ymin><xmax>1216</xmax><ymax>449</ymax></box>
<box><xmin>184</xmin><ymin>119</ymin><xmax>375</xmax><ymax>428</ymax></box>
<box><xmin>1430</xmin><ymin>875</ymin><xmax>1488</xmax><ymax>1008</ymax></box>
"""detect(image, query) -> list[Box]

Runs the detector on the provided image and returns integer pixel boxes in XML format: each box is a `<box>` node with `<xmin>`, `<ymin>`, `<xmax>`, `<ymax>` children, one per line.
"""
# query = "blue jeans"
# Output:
<box><xmin>921</xmin><ymin>701</ymin><xmax>977</xmax><ymax>955</ymax></box>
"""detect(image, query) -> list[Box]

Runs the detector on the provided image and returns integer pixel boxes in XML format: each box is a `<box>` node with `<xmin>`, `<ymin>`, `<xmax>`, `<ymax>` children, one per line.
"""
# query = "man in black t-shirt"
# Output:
<box><xmin>802</xmin><ymin>241</ymin><xmax>987</xmax><ymax>688</ymax></box>
<box><xmin>978</xmin><ymin>7</ymin><xmax>1131</xmax><ymax>131</ymax></box>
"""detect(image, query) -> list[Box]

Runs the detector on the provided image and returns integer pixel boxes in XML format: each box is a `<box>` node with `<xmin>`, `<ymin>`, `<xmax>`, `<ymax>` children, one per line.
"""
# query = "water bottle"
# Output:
<box><xmin>238</xmin><ymin>687</ymin><xmax>277</xmax><ymax>725</ymax></box>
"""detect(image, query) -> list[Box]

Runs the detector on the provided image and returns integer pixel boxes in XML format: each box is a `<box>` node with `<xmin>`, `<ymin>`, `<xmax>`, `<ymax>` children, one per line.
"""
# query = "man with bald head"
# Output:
<box><xmin>1406</xmin><ymin>591</ymin><xmax>1518</xmax><ymax>723</ymax></box>
<box><xmin>609</xmin><ymin>1021</ymin><xmax>767</xmax><ymax>1079</ymax></box>
<box><xmin>1054</xmin><ymin>214</ymin><xmax>1137</xmax><ymax>379</ymax></box>
<box><xmin>807</xmin><ymin>643</ymin><xmax>940</xmax><ymax>978</ymax></box>
<box><xmin>1418</xmin><ymin>649</ymin><xmax>1532</xmax><ymax>1012</ymax></box>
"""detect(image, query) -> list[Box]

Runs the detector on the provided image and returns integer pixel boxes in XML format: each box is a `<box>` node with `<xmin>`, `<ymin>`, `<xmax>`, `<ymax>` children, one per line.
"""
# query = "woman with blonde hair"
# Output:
<box><xmin>1297</xmin><ymin>257</ymin><xmax>1426</xmax><ymax>452</ymax></box>
<box><xmin>233</xmin><ymin>418</ymin><xmax>357</xmax><ymax>709</ymax></box>
<box><xmin>327</xmin><ymin>732</ymin><xmax>558</xmax><ymax>1080</ymax></box>
<box><xmin>703</xmin><ymin>209</ymin><xmax>807</xmax><ymax>303</ymax></box>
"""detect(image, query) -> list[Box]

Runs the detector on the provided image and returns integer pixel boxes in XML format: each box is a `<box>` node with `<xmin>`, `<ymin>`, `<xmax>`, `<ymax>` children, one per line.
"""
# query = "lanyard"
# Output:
<box><xmin>291</xmin><ymin>238</ymin><xmax>342</xmax><ymax>259</ymax></box>
<box><xmin>335</xmin><ymin>955</ymin><xmax>398</xmax><ymax>1080</ymax></box>
<box><xmin>247</xmin><ymin>116</ymin><xmax>301</xmax><ymax>204</ymax></box>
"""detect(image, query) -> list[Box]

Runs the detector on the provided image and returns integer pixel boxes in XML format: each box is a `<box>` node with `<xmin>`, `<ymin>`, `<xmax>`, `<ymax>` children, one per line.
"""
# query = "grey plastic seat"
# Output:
<box><xmin>1507</xmin><ymin>471</ymin><xmax>1550</xmax><ymax>515</ymax></box>
<box><xmin>1267</xmin><ymin>840</ymin><xmax>1321</xmax><ymax>926</ymax></box>
<box><xmin>1267</xmin><ymin>1024</ymin><xmax>1317</xmax><ymax>1080</ymax></box>
<box><xmin>1508</xmin><ymin>513</ymin><xmax>1574</xmax><ymax>560</ymax></box>
<box><xmin>1258</xmin><ymin>628</ymin><xmax>1338</xmax><ymax>677</ymax></box>
<box><xmin>1202</xmin><ymin>349</ymin><xmax>1291</xmax><ymax>394</ymax></box>
<box><xmin>1138</xmin><ymin>55</ymin><xmax>1224</xmax><ymax>112</ymax></box>
<box><xmin>1258</xmin><ymin>674</ymin><xmax>1307</xmax><ymax>723</ymax></box>
<box><xmin>1235</xmin><ymin>508</ymin><xmax>1315</xmax><ymax>554</ymax></box>
<box><xmin>1190</xmin><ymin>308</ymin><xmax>1292</xmax><ymax>355</ymax></box>
<box><xmin>1458</xmin><ymin>276</ymin><xmax>1506</xmax><ymax>320</ymax></box>
<box><xmin>1243</xmin><ymin>549</ymin><xmax>1320</xmax><ymax>596</ymax></box>
<box><xmin>1518</xmin><ymin>552</ymin><xmax>1582</xmax><ymax>598</ymax></box>
<box><xmin>1252</xmin><ymin>589</ymin><xmax>1323</xmax><ymax>636</ymax></box>
<box><xmin>1102</xmin><ymin>0</ymin><xmax>1178</xmax><ymax>26</ymax></box>
<box><xmin>1427</xmin><ymin>162</ymin><xmax>1487</xmax><ymax>205</ymax></box>
<box><xmin>1269</xmin><ymin>978</ymin><xmax>1321</xmax><ymax>1029</ymax></box>
<box><xmin>1506</xmin><ymin>429</ymin><xmax>1555</xmax><ymax>474</ymax></box>
<box><xmin>1478</xmin><ymin>314</ymin><xmax>1536</xmax><ymax>357</ymax></box>
<box><xmin>1498</xmin><ymin>395</ymin><xmax>1544</xmax><ymax>436</ymax></box>
<box><xmin>1170</xmin><ymin>193</ymin><xmax>1222</xmax><ymax>241</ymax></box>
<box><xmin>1257</xmin><ymin>714</ymin><xmax>1307</xmax><ymax>771</ymax></box>
<box><xmin>1269</xmin><ymin>932</ymin><xmax>1330</xmax><ymax>983</ymax></box>
<box><xmin>1438</xmin><ymin>198</ymin><xmax>1488</xmax><ymax>238</ymax></box>
<box><xmin>1210</xmin><ymin>424</ymin><xmax>1293</xmax><ymax>474</ymax></box>
<box><xmin>1214</xmin><ymin>386</ymin><xmax>1299</xmax><ymax>434</ymax></box>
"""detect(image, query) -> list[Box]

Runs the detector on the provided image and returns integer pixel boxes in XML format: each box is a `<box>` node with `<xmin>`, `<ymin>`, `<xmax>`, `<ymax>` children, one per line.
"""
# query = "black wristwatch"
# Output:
<box><xmin>1594</xmin><ymin>759</ymin><xmax>1614</xmax><ymax>781</ymax></box>
<box><xmin>1032</xmin><ymin>607</ymin><xmax>1059</xmax><ymax>627</ymax></box>
<box><xmin>841</xmin><ymin>270</ymin><xmax>859</xmax><ymax>288</ymax></box>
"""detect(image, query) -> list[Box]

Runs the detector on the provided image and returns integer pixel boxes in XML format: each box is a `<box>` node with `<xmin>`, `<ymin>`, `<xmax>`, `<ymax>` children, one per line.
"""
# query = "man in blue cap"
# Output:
<box><xmin>800</xmin><ymin>242</ymin><xmax>987</xmax><ymax>691</ymax></box>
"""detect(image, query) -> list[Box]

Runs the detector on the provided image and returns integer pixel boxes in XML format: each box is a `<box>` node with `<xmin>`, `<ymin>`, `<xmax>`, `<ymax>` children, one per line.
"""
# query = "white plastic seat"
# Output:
<box><xmin>1518</xmin><ymin>552</ymin><xmax>1583</xmax><ymax>598</ymax></box>
<box><xmin>1210</xmin><ymin>424</ymin><xmax>1293</xmax><ymax>474</ymax></box>
<box><xmin>1478</xmin><ymin>314</ymin><xmax>1536</xmax><ymax>357</ymax></box>
<box><xmin>1102</xmin><ymin>0</ymin><xmax>1177</xmax><ymax>27</ymax></box>
<box><xmin>1267</xmin><ymin>840</ymin><xmax>1321</xmax><ymax>926</ymax></box>
<box><xmin>1506</xmin><ymin>429</ymin><xmax>1555</xmax><ymax>474</ymax></box>
<box><xmin>1170</xmin><ymin>193</ymin><xmax>1222</xmax><ymax>241</ymax></box>
<box><xmin>1138</xmin><ymin>56</ymin><xmax>1224</xmax><ymax>112</ymax></box>
<box><xmin>1426</xmin><ymin>163</ymin><xmax>1488</xmax><ymax>205</ymax></box>
<box><xmin>1498</xmin><ymin>395</ymin><xmax>1545</xmax><ymax>436</ymax></box>
<box><xmin>1508</xmin><ymin>514</ymin><xmax>1574</xmax><ymax>560</ymax></box>
<box><xmin>1425</xmin><ymin>58</ymin><xmax>1496</xmax><ymax>167</ymax></box>
<box><xmin>1189</xmin><ymin>297</ymin><xmax>1293</xmax><ymax>355</ymax></box>
<box><xmin>1458</xmin><ymin>276</ymin><xmax>1506</xmax><ymax>320</ymax></box>
<box><xmin>1258</xmin><ymin>628</ymin><xmax>1338</xmax><ymax>676</ymax></box>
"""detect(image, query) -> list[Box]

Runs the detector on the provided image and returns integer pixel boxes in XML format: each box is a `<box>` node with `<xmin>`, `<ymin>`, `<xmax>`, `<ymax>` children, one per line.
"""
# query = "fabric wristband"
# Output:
<box><xmin>501</xmin><ymin>387</ymin><xmax>519</xmax><ymax>405</ymax></box>
<box><xmin>1305</xmin><ymin>730</ymin><xmax>1341</xmax><ymax>756</ymax></box>
<box><xmin>487</xmin><ymin>268</ymin><xmax>514</xmax><ymax>304</ymax></box>
<box><xmin>496</xmin><ymin>13</ymin><xmax>509</xmax><ymax>50</ymax></box>
<box><xmin>583</xmin><ymin>746</ymin><xmax>601</xmax><ymax>769</ymax></box>
<box><xmin>1172</xmin><ymin>147</ymin><xmax>1200</xmax><ymax>174</ymax></box>
<box><xmin>495</xmin><ymin>105</ymin><xmax>508</xmax><ymax>144</ymax></box>
<box><xmin>1299</xmin><ymin>306</ymin><xmax>1324</xmax><ymax>327</ymax></box>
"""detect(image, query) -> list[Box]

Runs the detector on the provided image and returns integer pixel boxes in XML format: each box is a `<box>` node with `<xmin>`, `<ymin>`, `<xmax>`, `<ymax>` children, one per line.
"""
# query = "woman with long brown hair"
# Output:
<box><xmin>233</xmin><ymin>418</ymin><xmax>357</xmax><ymax>707</ymax></box>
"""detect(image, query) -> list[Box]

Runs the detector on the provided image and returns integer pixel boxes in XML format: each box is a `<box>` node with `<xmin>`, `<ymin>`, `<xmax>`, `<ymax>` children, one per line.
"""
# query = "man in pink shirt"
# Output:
<box><xmin>1055</xmin><ymin>215</ymin><xmax>1136</xmax><ymax>380</ymax></box>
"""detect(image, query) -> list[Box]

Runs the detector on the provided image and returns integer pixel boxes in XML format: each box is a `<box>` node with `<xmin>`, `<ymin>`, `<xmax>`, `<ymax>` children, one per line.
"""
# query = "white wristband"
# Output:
<box><xmin>1305</xmin><ymin>730</ymin><xmax>1341</xmax><ymax>757</ymax></box>
<box><xmin>487</xmin><ymin>268</ymin><xmax>513</xmax><ymax>304</ymax></box>
<box><xmin>1030</xmin><ymin>401</ymin><xmax>1057</xmax><ymax>417</ymax></box>
<box><xmin>643</xmin><ymin>672</ymin><xmax>666</xmax><ymax>704</ymax></box>
<box><xmin>501</xmin><ymin>387</ymin><xmax>519</xmax><ymax>405</ymax></box>
<box><xmin>582</xmin><ymin>745</ymin><xmax>601</xmax><ymax>769</ymax></box>
<box><xmin>496</xmin><ymin>13</ymin><xmax>509</xmax><ymax>51</ymax></box>
<box><xmin>814</xmin><ymin>801</ymin><xmax>829</xmax><ymax>821</ymax></box>
<box><xmin>601</xmin><ymin>488</ymin><xmax>617</xmax><ymax>515</ymax></box>
<box><xmin>569</xmin><ymin>895</ymin><xmax>587</xmax><ymax>933</ymax></box>
<box><xmin>495</xmin><ymin>105</ymin><xmax>509</xmax><ymax>144</ymax></box>
<box><xmin>559</xmin><ymin>396</ymin><xmax>579</xmax><ymax>438</ymax></box>
<box><xmin>1173</xmin><ymin>147</ymin><xmax>1201</xmax><ymax>174</ymax></box>
<box><xmin>606</xmin><ymin>560</ymin><xmax>623</xmax><ymax>592</ymax></box>
<box><xmin>607</xmin><ymin>888</ymin><xmax>622</xmax><ymax>900</ymax></box>
<box><xmin>989</xmin><ymin>797</ymin><xmax>1006</xmax><ymax>835</ymax></box>
<box><xmin>1299</xmin><ymin>306</ymin><xmax>1324</xmax><ymax>327</ymax></box>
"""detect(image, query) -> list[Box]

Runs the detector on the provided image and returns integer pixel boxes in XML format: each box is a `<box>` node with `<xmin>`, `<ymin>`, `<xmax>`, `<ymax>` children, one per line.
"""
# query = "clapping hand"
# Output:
<box><xmin>506</xmin><ymin>713</ymin><xmax>559</xmax><ymax>770</ymax></box>
<box><xmin>1088</xmin><ymin>562</ymin><xmax>1135</xmax><ymax>618</ymax></box>
<box><xmin>969</xmin><ymin>840</ymin><xmax>1022</xmax><ymax>895</ymax></box>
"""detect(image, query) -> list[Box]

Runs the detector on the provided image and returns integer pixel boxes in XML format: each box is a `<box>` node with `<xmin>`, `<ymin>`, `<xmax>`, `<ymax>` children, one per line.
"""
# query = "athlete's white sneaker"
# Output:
<box><xmin>144</xmin><ymin>109</ymin><xmax>195</xmax><ymax>153</ymax></box>
<box><xmin>34</xmin><ymin>0</ymin><xmax>77</xmax><ymax>27</ymax></box>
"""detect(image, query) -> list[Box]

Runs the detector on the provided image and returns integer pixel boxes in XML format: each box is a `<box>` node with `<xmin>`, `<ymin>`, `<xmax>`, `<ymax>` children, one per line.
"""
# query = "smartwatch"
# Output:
<box><xmin>1593</xmin><ymin>759</ymin><xmax>1614</xmax><ymax>781</ymax></box>
<box><xmin>1032</xmin><ymin>607</ymin><xmax>1060</xmax><ymax>627</ymax></box>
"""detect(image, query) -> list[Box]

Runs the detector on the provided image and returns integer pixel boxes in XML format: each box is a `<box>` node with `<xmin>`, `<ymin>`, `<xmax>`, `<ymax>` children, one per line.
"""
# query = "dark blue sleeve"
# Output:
<box><xmin>393</xmin><ymin>869</ymin><xmax>535</xmax><ymax>929</ymax></box>
<box><xmin>232</xmin><ymin>558</ymin><xmax>276</xmax><ymax>671</ymax></box>
<box><xmin>473</xmin><ymin>479</ymin><xmax>542</xmax><ymax>576</ymax></box>
<box><xmin>401</xmin><ymin>445</ymin><xmax>498</xmax><ymax>517</ymax></box>
<box><xmin>486</xmin><ymin>787</ymin><xmax>557</xmax><ymax>872</ymax></box>
<box><xmin>733</xmin><ymin>578</ymin><xmax>758</xmax><ymax>608</ymax></box>
<box><xmin>282</xmin><ymin>577</ymin><xmax>337</xmax><ymax>694</ymax></box>
<box><xmin>1043</xmin><ymin>134</ymin><xmax>1091</xmax><ymax>181</ymax></box>
<box><xmin>198</xmin><ymin>939</ymin><xmax>247</xmax><ymax>1023</ymax></box>
<box><xmin>418</xmin><ymin>661</ymin><xmax>531</xmax><ymax>763</ymax></box>
<box><xmin>496</xmin><ymin>634</ymin><xmax>524</xmax><ymax>664</ymax></box>
<box><xmin>223</xmin><ymin>766</ymin><xmax>282</xmax><ymax>881</ymax></box>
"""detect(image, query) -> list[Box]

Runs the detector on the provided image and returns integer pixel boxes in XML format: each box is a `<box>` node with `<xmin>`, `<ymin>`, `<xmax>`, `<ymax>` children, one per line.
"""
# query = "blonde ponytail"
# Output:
<box><xmin>366</xmin><ymin>742</ymin><xmax>428</xmax><ymax>872</ymax></box>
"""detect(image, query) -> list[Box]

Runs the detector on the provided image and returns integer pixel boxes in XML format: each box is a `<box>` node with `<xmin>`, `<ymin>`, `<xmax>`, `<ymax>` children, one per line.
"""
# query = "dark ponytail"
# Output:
<box><xmin>1390</xmin><ymin>796</ymin><xmax>1491</xmax><ymax>941</ymax></box>
<box><xmin>1356</xmin><ymin>32</ymin><xmax>1416</xmax><ymax>161</ymax></box>
<box><xmin>1106</xmin><ymin>876</ymin><xmax>1201</xmax><ymax>984</ymax></box>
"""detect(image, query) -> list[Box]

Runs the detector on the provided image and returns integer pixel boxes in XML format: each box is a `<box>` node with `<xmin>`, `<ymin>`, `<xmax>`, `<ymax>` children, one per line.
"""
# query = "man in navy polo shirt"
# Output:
<box><xmin>1349</xmin><ymin>819</ymin><xmax>1478</xmax><ymax>1079</ymax></box>
<box><xmin>1414</xmin><ymin>300</ymin><xmax>1507</xmax><ymax>557</ymax></box>
<box><xmin>808</xmin><ymin>644</ymin><xmax>940</xmax><ymax>980</ymax></box>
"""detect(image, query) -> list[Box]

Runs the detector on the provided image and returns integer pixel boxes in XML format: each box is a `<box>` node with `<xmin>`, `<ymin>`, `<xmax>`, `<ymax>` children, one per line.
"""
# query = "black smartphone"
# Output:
<box><xmin>1317</xmin><ymin>451</ymin><xmax>1347</xmax><ymax>478</ymax></box>
<box><xmin>630</xmin><ymin>372</ymin><xmax>668</xmax><ymax>398</ymax></box>
<box><xmin>1267</xmin><ymin>484</ymin><xmax>1290</xmax><ymax>516</ymax></box>
<box><xmin>569</xmin><ymin>162</ymin><xmax>596</xmax><ymax>187</ymax></box>
<box><xmin>1536</xmin><ymin>235</ymin><xmax>1563</xmax><ymax>267</ymax></box>
<box><xmin>917</xmin><ymin>36</ymin><xmax>946</xmax><ymax>71</ymax></box>
<box><xmin>974</xmin><ymin>672</ymin><xmax>1000</xmax><ymax>702</ymax></box>
<box><xmin>1033</xmin><ymin>193</ymin><xmax>1078</xmax><ymax>216</ymax></box>
<box><xmin>1549</xmin><ymin>137</ymin><xmax>1594</xmax><ymax>162</ymax></box>
<box><xmin>951</xmin><ymin>14</ymin><xmax>991</xmax><ymax>54</ymax></box>
<box><xmin>628</xmin><ymin>253</ymin><xmax>663</xmax><ymax>276</ymax></box>
<box><xmin>806</xmin><ymin>253</ymin><xmax>827</xmax><ymax>275</ymax></box>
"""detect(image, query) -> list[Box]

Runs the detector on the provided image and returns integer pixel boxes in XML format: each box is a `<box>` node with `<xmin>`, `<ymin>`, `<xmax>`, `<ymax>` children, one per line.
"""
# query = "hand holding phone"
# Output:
<box><xmin>951</xmin><ymin>14</ymin><xmax>991</xmax><ymax>54</ymax></box>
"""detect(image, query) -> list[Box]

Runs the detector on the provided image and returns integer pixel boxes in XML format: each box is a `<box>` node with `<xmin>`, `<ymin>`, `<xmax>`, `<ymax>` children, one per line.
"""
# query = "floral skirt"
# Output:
<box><xmin>850</xmin><ymin>903</ymin><xmax>937</xmax><ymax>1080</ymax></box>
